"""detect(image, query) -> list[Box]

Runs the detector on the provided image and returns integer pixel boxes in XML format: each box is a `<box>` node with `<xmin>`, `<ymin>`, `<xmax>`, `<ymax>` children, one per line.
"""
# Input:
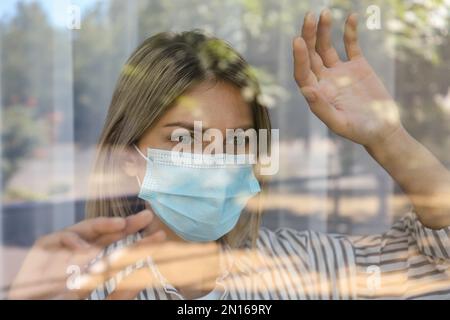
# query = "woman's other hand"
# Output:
<box><xmin>7</xmin><ymin>209</ymin><xmax>165</xmax><ymax>300</ymax></box>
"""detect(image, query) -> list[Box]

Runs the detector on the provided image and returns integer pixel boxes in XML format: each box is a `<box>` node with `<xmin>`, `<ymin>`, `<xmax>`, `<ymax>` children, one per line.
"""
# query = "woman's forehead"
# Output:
<box><xmin>157</xmin><ymin>81</ymin><xmax>254</xmax><ymax>130</ymax></box>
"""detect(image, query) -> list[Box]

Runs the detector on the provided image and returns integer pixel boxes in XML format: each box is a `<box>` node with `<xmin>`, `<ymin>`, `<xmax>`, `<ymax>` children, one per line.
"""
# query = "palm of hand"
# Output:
<box><xmin>294</xmin><ymin>10</ymin><xmax>401</xmax><ymax>147</ymax></box>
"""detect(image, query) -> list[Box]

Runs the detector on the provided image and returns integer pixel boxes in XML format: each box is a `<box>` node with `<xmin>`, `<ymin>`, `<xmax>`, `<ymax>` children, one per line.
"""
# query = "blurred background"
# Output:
<box><xmin>0</xmin><ymin>0</ymin><xmax>449</xmax><ymax>296</ymax></box>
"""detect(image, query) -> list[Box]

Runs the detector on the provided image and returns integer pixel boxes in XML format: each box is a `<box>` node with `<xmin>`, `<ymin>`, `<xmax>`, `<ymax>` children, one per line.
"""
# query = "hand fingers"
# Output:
<box><xmin>73</xmin><ymin>230</ymin><xmax>166</xmax><ymax>299</ymax></box>
<box><xmin>61</xmin><ymin>209</ymin><xmax>153</xmax><ymax>251</ymax></box>
<box><xmin>32</xmin><ymin>214</ymin><xmax>131</xmax><ymax>252</ymax></box>
<box><xmin>105</xmin><ymin>288</ymin><xmax>143</xmax><ymax>300</ymax></box>
<box><xmin>73</xmin><ymin>224</ymin><xmax>165</xmax><ymax>282</ymax></box>
<box><xmin>124</xmin><ymin>209</ymin><xmax>155</xmax><ymax>235</ymax></box>
<box><xmin>316</xmin><ymin>9</ymin><xmax>342</xmax><ymax>67</ymax></box>
<box><xmin>87</xmin><ymin>230</ymin><xmax>166</xmax><ymax>279</ymax></box>
<box><xmin>59</xmin><ymin>231</ymin><xmax>91</xmax><ymax>250</ymax></box>
<box><xmin>293</xmin><ymin>37</ymin><xmax>318</xmax><ymax>88</ymax></box>
<box><xmin>301</xmin><ymin>86</ymin><xmax>344</xmax><ymax>133</ymax></box>
<box><xmin>301</xmin><ymin>12</ymin><xmax>325</xmax><ymax>76</ymax></box>
<box><xmin>36</xmin><ymin>230</ymin><xmax>90</xmax><ymax>250</ymax></box>
<box><xmin>344</xmin><ymin>13</ymin><xmax>362</xmax><ymax>60</ymax></box>
<box><xmin>63</xmin><ymin>210</ymin><xmax>158</xmax><ymax>298</ymax></box>
<box><xmin>105</xmin><ymin>268</ymin><xmax>156</xmax><ymax>300</ymax></box>
<box><xmin>93</xmin><ymin>209</ymin><xmax>155</xmax><ymax>247</ymax></box>
<box><xmin>66</xmin><ymin>216</ymin><xmax>126</xmax><ymax>241</ymax></box>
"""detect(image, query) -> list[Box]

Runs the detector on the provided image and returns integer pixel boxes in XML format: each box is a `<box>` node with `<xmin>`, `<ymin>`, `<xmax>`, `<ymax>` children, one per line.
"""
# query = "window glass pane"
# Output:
<box><xmin>1</xmin><ymin>0</ymin><xmax>449</xmax><ymax>300</ymax></box>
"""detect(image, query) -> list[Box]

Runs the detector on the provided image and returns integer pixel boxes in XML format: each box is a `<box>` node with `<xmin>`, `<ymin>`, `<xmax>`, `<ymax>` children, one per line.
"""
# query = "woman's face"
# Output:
<box><xmin>125</xmin><ymin>80</ymin><xmax>254</xmax><ymax>241</ymax></box>
<box><xmin>137</xmin><ymin>80</ymin><xmax>254</xmax><ymax>153</ymax></box>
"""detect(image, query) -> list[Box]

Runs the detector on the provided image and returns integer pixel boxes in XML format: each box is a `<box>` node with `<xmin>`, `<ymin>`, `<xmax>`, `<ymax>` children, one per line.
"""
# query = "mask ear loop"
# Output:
<box><xmin>133</xmin><ymin>144</ymin><xmax>149</xmax><ymax>188</ymax></box>
<box><xmin>135</xmin><ymin>175</ymin><xmax>142</xmax><ymax>188</ymax></box>
<box><xmin>133</xmin><ymin>144</ymin><xmax>148</xmax><ymax>160</ymax></box>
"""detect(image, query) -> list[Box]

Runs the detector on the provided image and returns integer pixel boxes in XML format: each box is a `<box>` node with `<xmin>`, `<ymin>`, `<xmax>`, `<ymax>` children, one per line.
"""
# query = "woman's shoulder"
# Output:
<box><xmin>257</xmin><ymin>225</ymin><xmax>351</xmax><ymax>249</ymax></box>
<box><xmin>255</xmin><ymin>210</ymin><xmax>450</xmax><ymax>263</ymax></box>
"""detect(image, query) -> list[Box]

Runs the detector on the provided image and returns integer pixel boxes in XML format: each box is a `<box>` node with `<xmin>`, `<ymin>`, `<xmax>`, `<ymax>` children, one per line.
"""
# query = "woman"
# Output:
<box><xmin>9</xmin><ymin>10</ymin><xmax>450</xmax><ymax>300</ymax></box>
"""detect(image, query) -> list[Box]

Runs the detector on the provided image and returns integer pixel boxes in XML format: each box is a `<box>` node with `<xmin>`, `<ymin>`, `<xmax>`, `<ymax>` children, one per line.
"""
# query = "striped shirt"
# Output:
<box><xmin>88</xmin><ymin>211</ymin><xmax>450</xmax><ymax>300</ymax></box>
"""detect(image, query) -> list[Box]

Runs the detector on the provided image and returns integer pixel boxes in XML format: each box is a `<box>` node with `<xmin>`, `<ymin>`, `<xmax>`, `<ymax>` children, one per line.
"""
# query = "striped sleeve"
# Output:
<box><xmin>87</xmin><ymin>233</ymin><xmax>157</xmax><ymax>300</ymax></box>
<box><xmin>261</xmin><ymin>210</ymin><xmax>450</xmax><ymax>299</ymax></box>
<box><xmin>350</xmin><ymin>211</ymin><xmax>450</xmax><ymax>299</ymax></box>
<box><xmin>404</xmin><ymin>211</ymin><xmax>450</xmax><ymax>261</ymax></box>
<box><xmin>254</xmin><ymin>227</ymin><xmax>358</xmax><ymax>299</ymax></box>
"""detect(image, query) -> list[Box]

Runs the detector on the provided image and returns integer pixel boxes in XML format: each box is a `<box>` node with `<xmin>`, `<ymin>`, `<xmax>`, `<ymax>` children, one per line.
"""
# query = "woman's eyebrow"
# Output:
<box><xmin>163</xmin><ymin>121</ymin><xmax>196</xmax><ymax>131</ymax></box>
<box><xmin>163</xmin><ymin>121</ymin><xmax>254</xmax><ymax>131</ymax></box>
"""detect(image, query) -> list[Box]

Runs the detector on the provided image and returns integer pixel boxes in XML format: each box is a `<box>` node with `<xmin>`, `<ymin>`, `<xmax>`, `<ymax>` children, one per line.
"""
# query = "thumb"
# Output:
<box><xmin>301</xmin><ymin>86</ymin><xmax>342</xmax><ymax>131</ymax></box>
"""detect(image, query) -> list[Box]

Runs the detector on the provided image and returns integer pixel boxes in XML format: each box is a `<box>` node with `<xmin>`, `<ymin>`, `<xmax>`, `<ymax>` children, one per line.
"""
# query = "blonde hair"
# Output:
<box><xmin>86</xmin><ymin>30</ymin><xmax>271</xmax><ymax>249</ymax></box>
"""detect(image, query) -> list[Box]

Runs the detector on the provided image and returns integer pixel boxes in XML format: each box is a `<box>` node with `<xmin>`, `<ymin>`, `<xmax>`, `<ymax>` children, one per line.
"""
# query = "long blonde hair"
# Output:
<box><xmin>86</xmin><ymin>30</ymin><xmax>271</xmax><ymax>248</ymax></box>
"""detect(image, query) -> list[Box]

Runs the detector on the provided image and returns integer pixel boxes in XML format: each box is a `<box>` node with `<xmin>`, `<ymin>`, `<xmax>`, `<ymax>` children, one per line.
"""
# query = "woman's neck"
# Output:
<box><xmin>154</xmin><ymin>240</ymin><xmax>222</xmax><ymax>299</ymax></box>
<box><xmin>141</xmin><ymin>206</ymin><xmax>223</xmax><ymax>298</ymax></box>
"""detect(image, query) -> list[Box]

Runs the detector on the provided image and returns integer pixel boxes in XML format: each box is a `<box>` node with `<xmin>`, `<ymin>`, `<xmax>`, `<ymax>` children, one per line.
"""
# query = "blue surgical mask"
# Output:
<box><xmin>134</xmin><ymin>145</ymin><xmax>261</xmax><ymax>242</ymax></box>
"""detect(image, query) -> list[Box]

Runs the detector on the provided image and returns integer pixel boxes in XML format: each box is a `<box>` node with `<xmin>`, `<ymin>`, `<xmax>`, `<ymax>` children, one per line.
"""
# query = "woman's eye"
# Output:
<box><xmin>173</xmin><ymin>134</ymin><xmax>192</xmax><ymax>144</ymax></box>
